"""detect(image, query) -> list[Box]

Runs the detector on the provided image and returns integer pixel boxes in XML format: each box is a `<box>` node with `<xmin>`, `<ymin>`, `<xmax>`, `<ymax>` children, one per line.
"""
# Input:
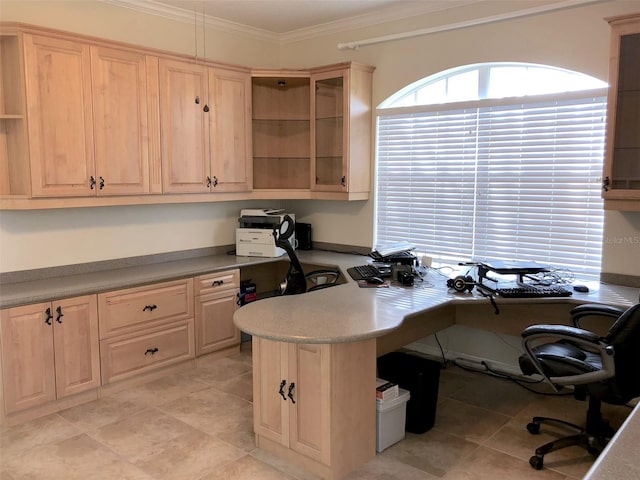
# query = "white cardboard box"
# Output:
<box><xmin>376</xmin><ymin>388</ymin><xmax>410</xmax><ymax>452</ymax></box>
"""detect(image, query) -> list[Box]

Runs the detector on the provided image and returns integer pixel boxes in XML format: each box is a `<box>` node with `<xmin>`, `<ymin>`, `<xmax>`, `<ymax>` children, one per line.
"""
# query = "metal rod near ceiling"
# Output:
<box><xmin>337</xmin><ymin>0</ymin><xmax>607</xmax><ymax>50</ymax></box>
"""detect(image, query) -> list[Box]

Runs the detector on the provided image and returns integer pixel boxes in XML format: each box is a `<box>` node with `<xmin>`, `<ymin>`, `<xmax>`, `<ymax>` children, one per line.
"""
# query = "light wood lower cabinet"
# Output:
<box><xmin>97</xmin><ymin>278</ymin><xmax>195</xmax><ymax>384</ymax></box>
<box><xmin>252</xmin><ymin>337</ymin><xmax>376</xmax><ymax>479</ymax></box>
<box><xmin>194</xmin><ymin>269</ymin><xmax>240</xmax><ymax>356</ymax></box>
<box><xmin>0</xmin><ymin>295</ymin><xmax>100</xmax><ymax>415</ymax></box>
<box><xmin>100</xmin><ymin>319</ymin><xmax>194</xmax><ymax>384</ymax></box>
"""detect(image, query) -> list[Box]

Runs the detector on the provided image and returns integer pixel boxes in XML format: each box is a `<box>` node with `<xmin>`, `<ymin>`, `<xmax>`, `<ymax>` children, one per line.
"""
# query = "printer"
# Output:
<box><xmin>236</xmin><ymin>209</ymin><xmax>295</xmax><ymax>257</ymax></box>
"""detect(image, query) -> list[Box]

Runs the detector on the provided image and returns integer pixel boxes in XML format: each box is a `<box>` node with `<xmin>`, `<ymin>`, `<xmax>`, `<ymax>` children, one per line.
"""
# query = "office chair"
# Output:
<box><xmin>273</xmin><ymin>215</ymin><xmax>341</xmax><ymax>295</ymax></box>
<box><xmin>518</xmin><ymin>302</ymin><xmax>640</xmax><ymax>470</ymax></box>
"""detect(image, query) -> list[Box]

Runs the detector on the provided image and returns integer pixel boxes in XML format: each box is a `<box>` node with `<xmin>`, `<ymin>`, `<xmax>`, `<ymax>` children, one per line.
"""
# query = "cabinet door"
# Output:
<box><xmin>52</xmin><ymin>295</ymin><xmax>100</xmax><ymax>398</ymax></box>
<box><xmin>311</xmin><ymin>70</ymin><xmax>346</xmax><ymax>192</ymax></box>
<box><xmin>0</xmin><ymin>302</ymin><xmax>56</xmax><ymax>413</ymax></box>
<box><xmin>24</xmin><ymin>34</ymin><xmax>94</xmax><ymax>197</ymax></box>
<box><xmin>253</xmin><ymin>337</ymin><xmax>290</xmax><ymax>445</ymax></box>
<box><xmin>603</xmin><ymin>17</ymin><xmax>640</xmax><ymax>205</ymax></box>
<box><xmin>91</xmin><ymin>46</ymin><xmax>150</xmax><ymax>195</ymax></box>
<box><xmin>288</xmin><ymin>343</ymin><xmax>331</xmax><ymax>464</ymax></box>
<box><xmin>159</xmin><ymin>58</ymin><xmax>210</xmax><ymax>193</ymax></box>
<box><xmin>195</xmin><ymin>289</ymin><xmax>240</xmax><ymax>356</ymax></box>
<box><xmin>209</xmin><ymin>68</ymin><xmax>252</xmax><ymax>192</ymax></box>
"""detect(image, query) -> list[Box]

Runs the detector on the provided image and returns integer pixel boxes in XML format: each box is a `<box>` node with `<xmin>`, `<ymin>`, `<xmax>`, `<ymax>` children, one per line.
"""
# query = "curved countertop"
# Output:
<box><xmin>233</xmin><ymin>251</ymin><xmax>639</xmax><ymax>343</ymax></box>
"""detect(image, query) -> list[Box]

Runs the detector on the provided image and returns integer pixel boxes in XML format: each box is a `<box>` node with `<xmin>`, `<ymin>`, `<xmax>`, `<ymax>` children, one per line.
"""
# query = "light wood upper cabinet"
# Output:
<box><xmin>22</xmin><ymin>33</ymin><xmax>157</xmax><ymax>197</ymax></box>
<box><xmin>311</xmin><ymin>63</ymin><xmax>374</xmax><ymax>194</ymax></box>
<box><xmin>91</xmin><ymin>46</ymin><xmax>155</xmax><ymax>195</ymax></box>
<box><xmin>24</xmin><ymin>34</ymin><xmax>95</xmax><ymax>197</ymax></box>
<box><xmin>603</xmin><ymin>14</ymin><xmax>640</xmax><ymax>210</ymax></box>
<box><xmin>159</xmin><ymin>58</ymin><xmax>252</xmax><ymax>193</ymax></box>
<box><xmin>209</xmin><ymin>68</ymin><xmax>252</xmax><ymax>192</ymax></box>
<box><xmin>0</xmin><ymin>295</ymin><xmax>100</xmax><ymax>414</ymax></box>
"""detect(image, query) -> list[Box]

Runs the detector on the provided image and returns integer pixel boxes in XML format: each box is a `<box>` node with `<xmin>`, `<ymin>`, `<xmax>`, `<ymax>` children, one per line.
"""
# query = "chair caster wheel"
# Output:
<box><xmin>527</xmin><ymin>422</ymin><xmax>541</xmax><ymax>434</ymax></box>
<box><xmin>529</xmin><ymin>455</ymin><xmax>544</xmax><ymax>470</ymax></box>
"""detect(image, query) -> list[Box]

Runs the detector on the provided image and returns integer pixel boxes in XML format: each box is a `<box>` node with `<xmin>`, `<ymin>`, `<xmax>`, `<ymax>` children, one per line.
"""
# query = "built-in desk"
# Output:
<box><xmin>233</xmin><ymin>250</ymin><xmax>639</xmax><ymax>480</ymax></box>
<box><xmin>1</xmin><ymin>250</ymin><xmax>637</xmax><ymax>479</ymax></box>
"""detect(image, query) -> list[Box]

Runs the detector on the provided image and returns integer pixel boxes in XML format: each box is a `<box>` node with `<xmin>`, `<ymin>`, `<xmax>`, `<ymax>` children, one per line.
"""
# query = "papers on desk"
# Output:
<box><xmin>357</xmin><ymin>279</ymin><xmax>390</xmax><ymax>288</ymax></box>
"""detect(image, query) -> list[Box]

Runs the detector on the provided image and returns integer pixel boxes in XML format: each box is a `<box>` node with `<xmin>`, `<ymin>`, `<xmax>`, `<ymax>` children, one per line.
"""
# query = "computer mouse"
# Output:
<box><xmin>367</xmin><ymin>276</ymin><xmax>385</xmax><ymax>285</ymax></box>
<box><xmin>573</xmin><ymin>284</ymin><xmax>589</xmax><ymax>293</ymax></box>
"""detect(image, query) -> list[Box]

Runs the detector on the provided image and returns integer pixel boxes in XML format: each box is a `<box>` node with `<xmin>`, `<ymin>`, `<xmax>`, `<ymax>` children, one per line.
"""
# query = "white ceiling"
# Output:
<box><xmin>110</xmin><ymin>0</ymin><xmax>477</xmax><ymax>35</ymax></box>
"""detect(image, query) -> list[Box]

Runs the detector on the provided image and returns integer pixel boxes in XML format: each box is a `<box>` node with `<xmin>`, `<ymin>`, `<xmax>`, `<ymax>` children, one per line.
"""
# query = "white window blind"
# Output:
<box><xmin>376</xmin><ymin>93</ymin><xmax>606</xmax><ymax>279</ymax></box>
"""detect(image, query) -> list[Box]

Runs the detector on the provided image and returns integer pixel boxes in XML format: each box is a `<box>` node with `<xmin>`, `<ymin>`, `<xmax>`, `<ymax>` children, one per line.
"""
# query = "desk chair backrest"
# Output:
<box><xmin>601</xmin><ymin>303</ymin><xmax>640</xmax><ymax>402</ymax></box>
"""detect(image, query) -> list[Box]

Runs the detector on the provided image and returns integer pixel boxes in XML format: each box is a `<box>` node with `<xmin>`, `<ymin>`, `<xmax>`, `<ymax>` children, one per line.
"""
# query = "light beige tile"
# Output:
<box><xmin>58</xmin><ymin>394</ymin><xmax>148</xmax><ymax>431</ymax></box>
<box><xmin>379</xmin><ymin>430</ymin><xmax>479</xmax><ymax>477</ymax></box>
<box><xmin>200</xmin><ymin>454</ymin><xmax>298</xmax><ymax>480</ymax></box>
<box><xmin>442</xmin><ymin>445</ymin><xmax>569</xmax><ymax>480</ymax></box>
<box><xmin>444</xmin><ymin>370</ymin><xmax>536</xmax><ymax>416</ymax></box>
<box><xmin>0</xmin><ymin>413</ymin><xmax>80</xmax><ymax>458</ymax></box>
<box><xmin>435</xmin><ymin>398</ymin><xmax>511</xmax><ymax>443</ymax></box>
<box><xmin>158</xmin><ymin>388</ymin><xmax>255</xmax><ymax>451</ymax></box>
<box><xmin>208</xmin><ymin>370</ymin><xmax>253</xmax><ymax>402</ymax></box>
<box><xmin>195</xmin><ymin>356</ymin><xmax>252</xmax><ymax>383</ymax></box>
<box><xmin>345</xmin><ymin>455</ymin><xmax>440</xmax><ymax>480</ymax></box>
<box><xmin>2</xmin><ymin>434</ymin><xmax>153</xmax><ymax>480</ymax></box>
<box><xmin>249</xmin><ymin>449</ymin><xmax>323</xmax><ymax>480</ymax></box>
<box><xmin>486</xmin><ymin>418</ymin><xmax>596</xmax><ymax>479</ymax></box>
<box><xmin>107</xmin><ymin>371</ymin><xmax>211</xmax><ymax>407</ymax></box>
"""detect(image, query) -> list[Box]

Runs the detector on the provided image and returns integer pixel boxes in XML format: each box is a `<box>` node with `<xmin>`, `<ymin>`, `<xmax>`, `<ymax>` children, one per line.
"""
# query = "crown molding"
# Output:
<box><xmin>280</xmin><ymin>0</ymin><xmax>481</xmax><ymax>44</ymax></box>
<box><xmin>100</xmin><ymin>0</ymin><xmax>482</xmax><ymax>45</ymax></box>
<box><xmin>99</xmin><ymin>0</ymin><xmax>280</xmax><ymax>43</ymax></box>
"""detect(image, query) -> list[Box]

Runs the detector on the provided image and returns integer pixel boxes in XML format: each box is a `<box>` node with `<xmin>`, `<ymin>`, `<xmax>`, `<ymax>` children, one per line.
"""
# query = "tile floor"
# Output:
<box><xmin>0</xmin><ymin>343</ymin><xmax>633</xmax><ymax>480</ymax></box>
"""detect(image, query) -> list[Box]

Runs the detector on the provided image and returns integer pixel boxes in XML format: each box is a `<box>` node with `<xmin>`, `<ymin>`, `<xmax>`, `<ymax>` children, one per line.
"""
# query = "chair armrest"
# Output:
<box><xmin>521</xmin><ymin>324</ymin><xmax>615</xmax><ymax>389</ymax></box>
<box><xmin>522</xmin><ymin>324</ymin><xmax>601</xmax><ymax>345</ymax></box>
<box><xmin>571</xmin><ymin>303</ymin><xmax>625</xmax><ymax>328</ymax></box>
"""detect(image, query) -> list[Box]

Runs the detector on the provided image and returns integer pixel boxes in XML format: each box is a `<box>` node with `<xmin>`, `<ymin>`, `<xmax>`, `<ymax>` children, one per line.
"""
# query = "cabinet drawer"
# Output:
<box><xmin>194</xmin><ymin>269</ymin><xmax>239</xmax><ymax>296</ymax></box>
<box><xmin>100</xmin><ymin>320</ymin><xmax>194</xmax><ymax>384</ymax></box>
<box><xmin>98</xmin><ymin>279</ymin><xmax>193</xmax><ymax>339</ymax></box>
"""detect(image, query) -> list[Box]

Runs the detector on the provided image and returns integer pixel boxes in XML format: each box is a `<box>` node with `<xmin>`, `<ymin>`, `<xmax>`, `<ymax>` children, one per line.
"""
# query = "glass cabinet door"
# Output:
<box><xmin>603</xmin><ymin>15</ymin><xmax>640</xmax><ymax>209</ymax></box>
<box><xmin>312</xmin><ymin>73</ymin><xmax>346</xmax><ymax>191</ymax></box>
<box><xmin>610</xmin><ymin>32</ymin><xmax>640</xmax><ymax>192</ymax></box>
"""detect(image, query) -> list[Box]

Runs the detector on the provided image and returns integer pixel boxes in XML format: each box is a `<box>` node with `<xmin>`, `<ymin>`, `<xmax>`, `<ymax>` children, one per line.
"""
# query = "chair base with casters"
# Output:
<box><xmin>525</xmin><ymin>396</ymin><xmax>614</xmax><ymax>470</ymax></box>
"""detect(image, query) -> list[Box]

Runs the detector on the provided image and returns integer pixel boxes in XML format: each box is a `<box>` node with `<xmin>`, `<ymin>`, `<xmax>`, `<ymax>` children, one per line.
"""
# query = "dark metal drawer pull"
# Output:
<box><xmin>142</xmin><ymin>304</ymin><xmax>157</xmax><ymax>312</ymax></box>
<box><xmin>144</xmin><ymin>347</ymin><xmax>159</xmax><ymax>355</ymax></box>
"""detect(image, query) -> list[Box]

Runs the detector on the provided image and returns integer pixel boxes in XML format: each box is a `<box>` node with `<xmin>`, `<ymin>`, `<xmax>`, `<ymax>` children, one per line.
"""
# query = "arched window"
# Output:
<box><xmin>376</xmin><ymin>63</ymin><xmax>607</xmax><ymax>280</ymax></box>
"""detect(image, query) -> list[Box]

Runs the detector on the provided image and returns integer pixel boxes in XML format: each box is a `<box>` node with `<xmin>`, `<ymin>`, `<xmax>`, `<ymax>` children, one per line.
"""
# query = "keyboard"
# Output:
<box><xmin>347</xmin><ymin>264</ymin><xmax>391</xmax><ymax>281</ymax></box>
<box><xmin>495</xmin><ymin>285</ymin><xmax>572</xmax><ymax>298</ymax></box>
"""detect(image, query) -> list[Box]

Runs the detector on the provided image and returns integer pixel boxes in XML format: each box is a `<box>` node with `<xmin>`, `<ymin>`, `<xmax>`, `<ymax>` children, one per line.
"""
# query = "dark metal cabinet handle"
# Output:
<box><xmin>212</xmin><ymin>280</ymin><xmax>224</xmax><ymax>286</ymax></box>
<box><xmin>279</xmin><ymin>380</ymin><xmax>287</xmax><ymax>400</ymax></box>
<box><xmin>144</xmin><ymin>347</ymin><xmax>159</xmax><ymax>355</ymax></box>
<box><xmin>206</xmin><ymin>176</ymin><xmax>211</xmax><ymax>188</ymax></box>
<box><xmin>287</xmin><ymin>382</ymin><xmax>296</xmax><ymax>404</ymax></box>
<box><xmin>55</xmin><ymin>306</ymin><xmax>64</xmax><ymax>324</ymax></box>
<box><xmin>90</xmin><ymin>176</ymin><xmax>96</xmax><ymax>189</ymax></box>
<box><xmin>341</xmin><ymin>175</ymin><xmax>346</xmax><ymax>187</ymax></box>
<box><xmin>99</xmin><ymin>176</ymin><xmax>105</xmax><ymax>189</ymax></box>
<box><xmin>212</xmin><ymin>176</ymin><xmax>218</xmax><ymax>187</ymax></box>
<box><xmin>203</xmin><ymin>104</ymin><xmax>210</xmax><ymax>112</ymax></box>
<box><xmin>142</xmin><ymin>304</ymin><xmax>157</xmax><ymax>312</ymax></box>
<box><xmin>602</xmin><ymin>176</ymin><xmax>610</xmax><ymax>192</ymax></box>
<box><xmin>45</xmin><ymin>307</ymin><xmax>53</xmax><ymax>325</ymax></box>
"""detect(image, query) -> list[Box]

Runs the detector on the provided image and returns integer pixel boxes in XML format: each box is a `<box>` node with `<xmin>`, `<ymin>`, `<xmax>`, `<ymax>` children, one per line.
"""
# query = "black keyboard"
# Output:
<box><xmin>495</xmin><ymin>286</ymin><xmax>572</xmax><ymax>298</ymax></box>
<box><xmin>347</xmin><ymin>264</ymin><xmax>391</xmax><ymax>281</ymax></box>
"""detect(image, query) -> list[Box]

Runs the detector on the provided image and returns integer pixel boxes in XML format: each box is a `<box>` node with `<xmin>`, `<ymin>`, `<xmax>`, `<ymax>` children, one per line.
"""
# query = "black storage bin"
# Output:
<box><xmin>377</xmin><ymin>351</ymin><xmax>441</xmax><ymax>434</ymax></box>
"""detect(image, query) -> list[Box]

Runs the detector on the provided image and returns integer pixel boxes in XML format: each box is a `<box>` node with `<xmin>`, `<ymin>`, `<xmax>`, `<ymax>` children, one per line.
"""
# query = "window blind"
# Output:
<box><xmin>376</xmin><ymin>95</ymin><xmax>606</xmax><ymax>279</ymax></box>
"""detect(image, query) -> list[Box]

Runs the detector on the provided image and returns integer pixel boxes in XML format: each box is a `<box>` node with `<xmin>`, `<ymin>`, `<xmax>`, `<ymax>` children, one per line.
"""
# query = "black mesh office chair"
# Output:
<box><xmin>518</xmin><ymin>302</ymin><xmax>640</xmax><ymax>470</ymax></box>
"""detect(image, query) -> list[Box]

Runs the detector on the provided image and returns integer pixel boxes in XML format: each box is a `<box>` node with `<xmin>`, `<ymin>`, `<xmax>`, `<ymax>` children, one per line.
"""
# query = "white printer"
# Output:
<box><xmin>236</xmin><ymin>209</ymin><xmax>295</xmax><ymax>257</ymax></box>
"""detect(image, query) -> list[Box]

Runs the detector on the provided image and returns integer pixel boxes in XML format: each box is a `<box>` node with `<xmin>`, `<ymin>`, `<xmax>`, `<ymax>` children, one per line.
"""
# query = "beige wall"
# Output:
<box><xmin>0</xmin><ymin>0</ymin><xmax>638</xmax><ymax>279</ymax></box>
